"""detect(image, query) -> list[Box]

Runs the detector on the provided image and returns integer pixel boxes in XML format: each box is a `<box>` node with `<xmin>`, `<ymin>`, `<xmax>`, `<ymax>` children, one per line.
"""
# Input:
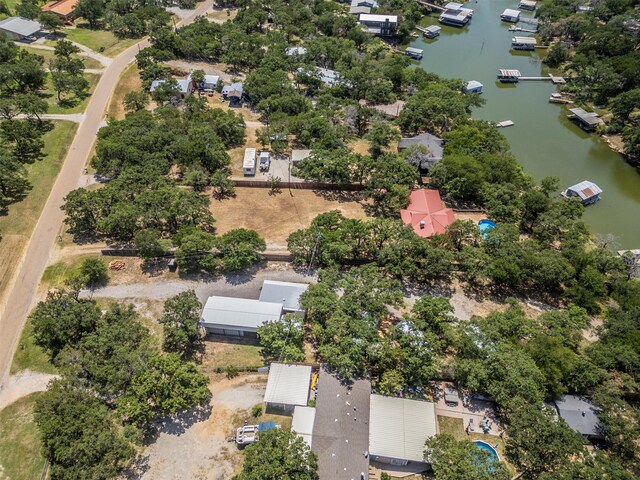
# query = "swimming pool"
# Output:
<box><xmin>474</xmin><ymin>440</ymin><xmax>500</xmax><ymax>462</ymax></box>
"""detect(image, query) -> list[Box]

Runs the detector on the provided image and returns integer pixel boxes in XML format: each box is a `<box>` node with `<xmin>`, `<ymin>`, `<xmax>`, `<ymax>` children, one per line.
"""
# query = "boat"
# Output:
<box><xmin>235</xmin><ymin>424</ymin><xmax>259</xmax><ymax>445</ymax></box>
<box><xmin>496</xmin><ymin>120</ymin><xmax>514</xmax><ymax>128</ymax></box>
<box><xmin>497</xmin><ymin>69</ymin><xmax>521</xmax><ymax>83</ymax></box>
<box><xmin>549</xmin><ymin>92</ymin><xmax>572</xmax><ymax>104</ymax></box>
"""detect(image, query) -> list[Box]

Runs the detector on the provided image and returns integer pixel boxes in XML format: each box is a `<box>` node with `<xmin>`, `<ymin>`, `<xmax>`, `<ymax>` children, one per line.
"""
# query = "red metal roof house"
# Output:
<box><xmin>400</xmin><ymin>189</ymin><xmax>455</xmax><ymax>238</ymax></box>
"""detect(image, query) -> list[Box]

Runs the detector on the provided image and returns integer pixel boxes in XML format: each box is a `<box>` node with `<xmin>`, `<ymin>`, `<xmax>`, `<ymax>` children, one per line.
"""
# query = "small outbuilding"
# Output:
<box><xmin>199</xmin><ymin>296</ymin><xmax>283</xmax><ymax>337</ymax></box>
<box><xmin>221</xmin><ymin>81</ymin><xmax>244</xmax><ymax>106</ymax></box>
<box><xmin>423</xmin><ymin>25</ymin><xmax>441</xmax><ymax>38</ymax></box>
<box><xmin>200</xmin><ymin>74</ymin><xmax>220</xmax><ymax>91</ymax></box>
<box><xmin>243</xmin><ymin>148</ymin><xmax>256</xmax><ymax>176</ymax></box>
<box><xmin>404</xmin><ymin>47</ymin><xmax>423</xmax><ymax>60</ymax></box>
<box><xmin>291</xmin><ymin>149</ymin><xmax>312</xmax><ymax>165</ymax></box>
<box><xmin>562</xmin><ymin>180</ymin><xmax>602</xmax><ymax>205</ymax></box>
<box><xmin>259</xmin><ymin>280</ymin><xmax>309</xmax><ymax>314</ymax></box>
<box><xmin>553</xmin><ymin>395</ymin><xmax>603</xmax><ymax>439</ymax></box>
<box><xmin>0</xmin><ymin>17</ymin><xmax>42</xmax><ymax>41</ymax></box>
<box><xmin>292</xmin><ymin>406</ymin><xmax>316</xmax><ymax>447</ymax></box>
<box><xmin>465</xmin><ymin>80</ymin><xmax>483</xmax><ymax>94</ymax></box>
<box><xmin>264</xmin><ymin>363</ymin><xmax>312</xmax><ymax>413</ymax></box>
<box><xmin>369</xmin><ymin>395</ymin><xmax>437</xmax><ymax>468</ymax></box>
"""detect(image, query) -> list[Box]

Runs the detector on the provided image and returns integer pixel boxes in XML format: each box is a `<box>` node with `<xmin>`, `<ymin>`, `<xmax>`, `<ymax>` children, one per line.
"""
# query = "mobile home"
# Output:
<box><xmin>243</xmin><ymin>148</ymin><xmax>256</xmax><ymax>176</ymax></box>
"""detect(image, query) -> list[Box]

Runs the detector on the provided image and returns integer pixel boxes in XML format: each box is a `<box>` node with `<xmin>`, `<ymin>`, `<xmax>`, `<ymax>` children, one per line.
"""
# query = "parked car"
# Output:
<box><xmin>259</xmin><ymin>151</ymin><xmax>270</xmax><ymax>171</ymax></box>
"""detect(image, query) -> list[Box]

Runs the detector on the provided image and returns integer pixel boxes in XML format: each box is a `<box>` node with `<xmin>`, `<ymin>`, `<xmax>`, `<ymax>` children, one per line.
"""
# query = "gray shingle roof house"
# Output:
<box><xmin>311</xmin><ymin>367</ymin><xmax>371</xmax><ymax>480</ymax></box>
<box><xmin>0</xmin><ymin>17</ymin><xmax>42</xmax><ymax>41</ymax></box>
<box><xmin>553</xmin><ymin>395</ymin><xmax>603</xmax><ymax>439</ymax></box>
<box><xmin>398</xmin><ymin>132</ymin><xmax>445</xmax><ymax>171</ymax></box>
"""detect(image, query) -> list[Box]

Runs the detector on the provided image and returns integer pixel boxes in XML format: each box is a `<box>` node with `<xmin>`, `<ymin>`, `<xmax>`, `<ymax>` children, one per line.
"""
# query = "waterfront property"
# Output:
<box><xmin>358</xmin><ymin>13</ymin><xmax>400</xmax><ymax>36</ymax></box>
<box><xmin>400</xmin><ymin>189</ymin><xmax>455</xmax><ymax>238</ymax></box>
<box><xmin>552</xmin><ymin>395</ymin><xmax>603</xmax><ymax>440</ymax></box>
<box><xmin>567</xmin><ymin>107</ymin><xmax>604</xmax><ymax>131</ymax></box>
<box><xmin>0</xmin><ymin>17</ymin><xmax>42</xmax><ymax>41</ymax></box>
<box><xmin>243</xmin><ymin>148</ymin><xmax>256</xmax><ymax>176</ymax></box>
<box><xmin>500</xmin><ymin>8</ymin><xmax>521</xmax><ymax>22</ymax></box>
<box><xmin>398</xmin><ymin>132</ymin><xmax>444</xmax><ymax>170</ymax></box>
<box><xmin>439</xmin><ymin>9</ymin><xmax>471</xmax><ymax>27</ymax></box>
<box><xmin>465</xmin><ymin>80</ymin><xmax>483</xmax><ymax>94</ymax></box>
<box><xmin>369</xmin><ymin>395</ymin><xmax>437</xmax><ymax>469</ymax></box>
<box><xmin>497</xmin><ymin>68</ymin><xmax>521</xmax><ymax>82</ymax></box>
<box><xmin>511</xmin><ymin>36</ymin><xmax>536</xmax><ymax>50</ymax></box>
<box><xmin>443</xmin><ymin>2</ymin><xmax>474</xmax><ymax>15</ymax></box>
<box><xmin>199</xmin><ymin>296</ymin><xmax>283</xmax><ymax>337</ymax></box>
<box><xmin>264</xmin><ymin>363</ymin><xmax>313</xmax><ymax>413</ymax></box>
<box><xmin>404</xmin><ymin>47</ymin><xmax>423</xmax><ymax>60</ymax></box>
<box><xmin>518</xmin><ymin>0</ymin><xmax>537</xmax><ymax>10</ymax></box>
<box><xmin>562</xmin><ymin>180</ymin><xmax>602</xmax><ymax>205</ymax></box>
<box><xmin>423</xmin><ymin>24</ymin><xmax>441</xmax><ymax>38</ymax></box>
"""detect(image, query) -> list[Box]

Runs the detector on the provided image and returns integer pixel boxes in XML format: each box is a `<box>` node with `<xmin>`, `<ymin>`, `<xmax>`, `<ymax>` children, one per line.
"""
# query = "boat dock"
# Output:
<box><xmin>496</xmin><ymin>120</ymin><xmax>514</xmax><ymax>128</ymax></box>
<box><xmin>509</xmin><ymin>25</ymin><xmax>537</xmax><ymax>33</ymax></box>
<box><xmin>518</xmin><ymin>73</ymin><xmax>566</xmax><ymax>84</ymax></box>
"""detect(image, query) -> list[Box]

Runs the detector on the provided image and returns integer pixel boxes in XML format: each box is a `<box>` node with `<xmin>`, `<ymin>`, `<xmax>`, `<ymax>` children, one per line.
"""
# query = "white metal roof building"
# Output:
<box><xmin>500</xmin><ymin>8</ymin><xmax>521</xmax><ymax>21</ymax></box>
<box><xmin>465</xmin><ymin>80</ymin><xmax>483</xmax><ymax>93</ymax></box>
<box><xmin>264</xmin><ymin>363</ymin><xmax>312</xmax><ymax>411</ymax></box>
<box><xmin>565</xmin><ymin>180</ymin><xmax>602</xmax><ymax>204</ymax></box>
<box><xmin>358</xmin><ymin>13</ymin><xmax>399</xmax><ymax>23</ymax></box>
<box><xmin>243</xmin><ymin>148</ymin><xmax>256</xmax><ymax>176</ymax></box>
<box><xmin>369</xmin><ymin>395</ymin><xmax>437</xmax><ymax>466</ymax></box>
<box><xmin>199</xmin><ymin>296</ymin><xmax>282</xmax><ymax>336</ymax></box>
<box><xmin>292</xmin><ymin>406</ymin><xmax>316</xmax><ymax>447</ymax></box>
<box><xmin>0</xmin><ymin>17</ymin><xmax>42</xmax><ymax>41</ymax></box>
<box><xmin>259</xmin><ymin>280</ymin><xmax>309</xmax><ymax>313</ymax></box>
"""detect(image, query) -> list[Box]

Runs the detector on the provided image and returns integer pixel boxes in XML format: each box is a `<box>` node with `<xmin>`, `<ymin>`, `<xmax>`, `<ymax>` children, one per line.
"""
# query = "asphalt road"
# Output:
<box><xmin>0</xmin><ymin>0</ymin><xmax>215</xmax><ymax>386</ymax></box>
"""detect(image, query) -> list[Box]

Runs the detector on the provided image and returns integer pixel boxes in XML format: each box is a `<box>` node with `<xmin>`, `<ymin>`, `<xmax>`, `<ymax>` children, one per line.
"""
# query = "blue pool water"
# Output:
<box><xmin>474</xmin><ymin>440</ymin><xmax>500</xmax><ymax>462</ymax></box>
<box><xmin>478</xmin><ymin>219</ymin><xmax>497</xmax><ymax>239</ymax></box>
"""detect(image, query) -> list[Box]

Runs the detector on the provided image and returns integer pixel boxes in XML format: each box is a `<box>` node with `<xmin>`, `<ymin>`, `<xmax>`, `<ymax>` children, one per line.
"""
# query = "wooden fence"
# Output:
<box><xmin>232</xmin><ymin>179</ymin><xmax>364</xmax><ymax>191</ymax></box>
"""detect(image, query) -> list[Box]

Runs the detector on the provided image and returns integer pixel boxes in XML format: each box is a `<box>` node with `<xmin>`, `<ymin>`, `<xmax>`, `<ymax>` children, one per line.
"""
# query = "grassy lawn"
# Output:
<box><xmin>58</xmin><ymin>27</ymin><xmax>138</xmax><ymax>57</ymax></box>
<box><xmin>107</xmin><ymin>62</ymin><xmax>142</xmax><ymax>119</ymax></box>
<box><xmin>202</xmin><ymin>338</ymin><xmax>264</xmax><ymax>371</ymax></box>
<box><xmin>20</xmin><ymin>45</ymin><xmax>104</xmax><ymax>70</ymax></box>
<box><xmin>0</xmin><ymin>393</ymin><xmax>47</xmax><ymax>480</ymax></box>
<box><xmin>437</xmin><ymin>415</ymin><xmax>465</xmax><ymax>438</ymax></box>
<box><xmin>0</xmin><ymin>121</ymin><xmax>78</xmax><ymax>309</ymax></box>
<box><xmin>11</xmin><ymin>319</ymin><xmax>57</xmax><ymax>375</ymax></box>
<box><xmin>43</xmin><ymin>73</ymin><xmax>100</xmax><ymax>114</ymax></box>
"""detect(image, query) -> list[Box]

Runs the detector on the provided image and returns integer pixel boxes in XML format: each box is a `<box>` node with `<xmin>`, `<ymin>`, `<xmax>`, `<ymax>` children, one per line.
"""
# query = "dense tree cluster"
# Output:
<box><xmin>30</xmin><ymin>290</ymin><xmax>210</xmax><ymax>478</ymax></box>
<box><xmin>537</xmin><ymin>0</ymin><xmax>640</xmax><ymax>164</ymax></box>
<box><xmin>0</xmin><ymin>34</ymin><xmax>51</xmax><ymax>217</ymax></box>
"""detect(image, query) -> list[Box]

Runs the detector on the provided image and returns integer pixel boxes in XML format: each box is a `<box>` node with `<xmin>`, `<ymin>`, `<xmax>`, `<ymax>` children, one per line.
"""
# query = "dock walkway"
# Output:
<box><xmin>416</xmin><ymin>0</ymin><xmax>445</xmax><ymax>10</ymax></box>
<box><xmin>518</xmin><ymin>73</ymin><xmax>567</xmax><ymax>84</ymax></box>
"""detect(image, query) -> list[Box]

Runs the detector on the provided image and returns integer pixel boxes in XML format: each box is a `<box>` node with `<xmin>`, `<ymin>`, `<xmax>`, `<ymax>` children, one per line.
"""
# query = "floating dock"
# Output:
<box><xmin>496</xmin><ymin>120</ymin><xmax>514</xmax><ymax>128</ymax></box>
<box><xmin>518</xmin><ymin>73</ymin><xmax>567</xmax><ymax>84</ymax></box>
<box><xmin>509</xmin><ymin>25</ymin><xmax>537</xmax><ymax>33</ymax></box>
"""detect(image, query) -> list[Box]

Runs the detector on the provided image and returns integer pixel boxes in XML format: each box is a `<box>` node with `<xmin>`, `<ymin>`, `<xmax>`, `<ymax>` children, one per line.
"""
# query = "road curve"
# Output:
<box><xmin>0</xmin><ymin>0</ymin><xmax>214</xmax><ymax>386</ymax></box>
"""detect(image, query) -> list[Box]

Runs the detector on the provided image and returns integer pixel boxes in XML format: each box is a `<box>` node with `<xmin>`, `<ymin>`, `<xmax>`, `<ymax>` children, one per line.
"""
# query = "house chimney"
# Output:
<box><xmin>419</xmin><ymin>220</ymin><xmax>425</xmax><ymax>229</ymax></box>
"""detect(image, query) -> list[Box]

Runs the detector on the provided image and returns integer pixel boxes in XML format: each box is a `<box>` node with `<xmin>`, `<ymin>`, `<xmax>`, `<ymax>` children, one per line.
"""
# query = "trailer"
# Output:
<box><xmin>243</xmin><ymin>148</ymin><xmax>256</xmax><ymax>176</ymax></box>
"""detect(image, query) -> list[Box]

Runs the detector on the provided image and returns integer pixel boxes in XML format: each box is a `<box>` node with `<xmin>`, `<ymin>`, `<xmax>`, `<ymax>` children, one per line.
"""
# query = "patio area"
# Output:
<box><xmin>434</xmin><ymin>382</ymin><xmax>502</xmax><ymax>436</ymax></box>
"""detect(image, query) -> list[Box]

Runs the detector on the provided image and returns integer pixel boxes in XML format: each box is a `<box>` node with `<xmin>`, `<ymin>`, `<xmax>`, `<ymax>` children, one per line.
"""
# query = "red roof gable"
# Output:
<box><xmin>400</xmin><ymin>189</ymin><xmax>455</xmax><ymax>238</ymax></box>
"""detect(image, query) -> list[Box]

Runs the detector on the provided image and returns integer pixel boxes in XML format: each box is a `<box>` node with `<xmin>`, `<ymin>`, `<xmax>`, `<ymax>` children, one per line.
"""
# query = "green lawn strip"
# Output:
<box><xmin>20</xmin><ymin>45</ymin><xmax>104</xmax><ymax>70</ymax></box>
<box><xmin>0</xmin><ymin>120</ymin><xmax>77</xmax><ymax>238</ymax></box>
<box><xmin>11</xmin><ymin>319</ymin><xmax>57</xmax><ymax>375</ymax></box>
<box><xmin>0</xmin><ymin>393</ymin><xmax>47</xmax><ymax>480</ymax></box>
<box><xmin>43</xmin><ymin>72</ymin><xmax>100</xmax><ymax>114</ymax></box>
<box><xmin>50</xmin><ymin>27</ymin><xmax>139</xmax><ymax>58</ymax></box>
<box><xmin>206</xmin><ymin>338</ymin><xmax>264</xmax><ymax>370</ymax></box>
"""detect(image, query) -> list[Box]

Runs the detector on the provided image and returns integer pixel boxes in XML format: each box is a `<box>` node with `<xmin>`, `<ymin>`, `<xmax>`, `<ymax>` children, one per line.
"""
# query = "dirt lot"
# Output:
<box><xmin>129</xmin><ymin>374</ymin><xmax>267</xmax><ymax>480</ymax></box>
<box><xmin>210</xmin><ymin>188</ymin><xmax>368</xmax><ymax>243</ymax></box>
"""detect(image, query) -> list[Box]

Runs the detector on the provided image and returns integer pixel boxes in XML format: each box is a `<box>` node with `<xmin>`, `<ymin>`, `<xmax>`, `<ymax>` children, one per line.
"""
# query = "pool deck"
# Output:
<box><xmin>434</xmin><ymin>382</ymin><xmax>502</xmax><ymax>436</ymax></box>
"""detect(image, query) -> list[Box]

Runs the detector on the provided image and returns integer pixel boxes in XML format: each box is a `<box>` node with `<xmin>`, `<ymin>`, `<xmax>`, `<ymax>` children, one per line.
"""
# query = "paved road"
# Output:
<box><xmin>0</xmin><ymin>0</ymin><xmax>215</xmax><ymax>387</ymax></box>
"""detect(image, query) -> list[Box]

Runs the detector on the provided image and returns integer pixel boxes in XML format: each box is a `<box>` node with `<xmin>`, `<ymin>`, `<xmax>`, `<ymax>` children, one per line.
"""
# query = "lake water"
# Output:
<box><xmin>409</xmin><ymin>0</ymin><xmax>640</xmax><ymax>248</ymax></box>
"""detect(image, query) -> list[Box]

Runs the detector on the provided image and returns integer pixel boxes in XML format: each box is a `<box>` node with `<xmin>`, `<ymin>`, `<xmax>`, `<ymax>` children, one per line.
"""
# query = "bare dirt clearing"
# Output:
<box><xmin>210</xmin><ymin>188</ymin><xmax>367</xmax><ymax>243</ymax></box>
<box><xmin>127</xmin><ymin>374</ymin><xmax>266</xmax><ymax>480</ymax></box>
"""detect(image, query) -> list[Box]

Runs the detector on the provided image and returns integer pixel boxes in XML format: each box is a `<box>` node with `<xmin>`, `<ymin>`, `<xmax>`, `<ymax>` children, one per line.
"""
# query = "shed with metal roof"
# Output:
<box><xmin>264</xmin><ymin>363</ymin><xmax>312</xmax><ymax>412</ymax></box>
<box><xmin>292</xmin><ymin>406</ymin><xmax>316</xmax><ymax>447</ymax></box>
<box><xmin>0</xmin><ymin>17</ymin><xmax>42</xmax><ymax>41</ymax></box>
<box><xmin>199</xmin><ymin>296</ymin><xmax>282</xmax><ymax>337</ymax></box>
<box><xmin>259</xmin><ymin>280</ymin><xmax>309</xmax><ymax>314</ymax></box>
<box><xmin>369</xmin><ymin>394</ymin><xmax>437</xmax><ymax>467</ymax></box>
